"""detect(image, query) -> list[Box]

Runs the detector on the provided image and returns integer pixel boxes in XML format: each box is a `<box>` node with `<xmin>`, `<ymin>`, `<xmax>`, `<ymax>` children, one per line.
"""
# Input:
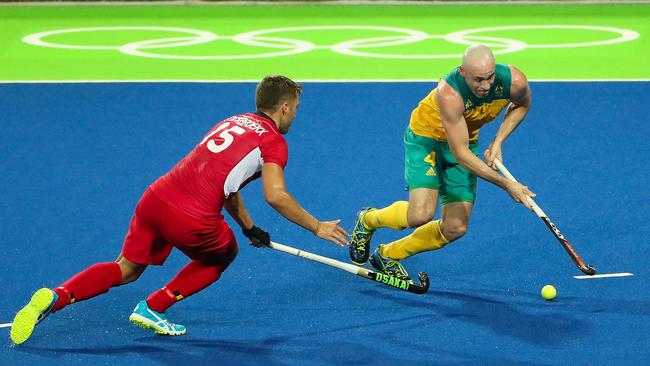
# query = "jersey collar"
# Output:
<box><xmin>252</xmin><ymin>111</ymin><xmax>280</xmax><ymax>132</ymax></box>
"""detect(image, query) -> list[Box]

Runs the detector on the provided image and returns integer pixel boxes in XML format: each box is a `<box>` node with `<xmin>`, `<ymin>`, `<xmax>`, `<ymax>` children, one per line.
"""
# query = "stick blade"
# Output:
<box><xmin>407</xmin><ymin>272</ymin><xmax>430</xmax><ymax>294</ymax></box>
<box><xmin>580</xmin><ymin>264</ymin><xmax>597</xmax><ymax>276</ymax></box>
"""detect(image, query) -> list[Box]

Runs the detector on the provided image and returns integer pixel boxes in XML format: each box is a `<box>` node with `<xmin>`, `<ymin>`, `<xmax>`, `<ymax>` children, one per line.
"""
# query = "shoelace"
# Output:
<box><xmin>159</xmin><ymin>315</ymin><xmax>183</xmax><ymax>330</ymax></box>
<box><xmin>352</xmin><ymin>231</ymin><xmax>370</xmax><ymax>250</ymax></box>
<box><xmin>384</xmin><ymin>259</ymin><xmax>409</xmax><ymax>280</ymax></box>
<box><xmin>159</xmin><ymin>318</ymin><xmax>181</xmax><ymax>331</ymax></box>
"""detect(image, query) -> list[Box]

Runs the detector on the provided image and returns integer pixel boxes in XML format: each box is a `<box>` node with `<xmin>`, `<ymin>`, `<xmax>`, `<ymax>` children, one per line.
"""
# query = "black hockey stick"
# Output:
<box><xmin>494</xmin><ymin>159</ymin><xmax>596</xmax><ymax>276</ymax></box>
<box><xmin>269</xmin><ymin>241</ymin><xmax>430</xmax><ymax>294</ymax></box>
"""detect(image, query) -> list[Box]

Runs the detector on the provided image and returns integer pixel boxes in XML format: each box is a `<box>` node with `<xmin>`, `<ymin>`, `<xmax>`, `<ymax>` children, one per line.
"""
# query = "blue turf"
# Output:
<box><xmin>1</xmin><ymin>82</ymin><xmax>649</xmax><ymax>365</ymax></box>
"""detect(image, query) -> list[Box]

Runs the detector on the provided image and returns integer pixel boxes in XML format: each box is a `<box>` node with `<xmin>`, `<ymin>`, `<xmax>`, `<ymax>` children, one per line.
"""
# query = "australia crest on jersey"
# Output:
<box><xmin>494</xmin><ymin>85</ymin><xmax>504</xmax><ymax>98</ymax></box>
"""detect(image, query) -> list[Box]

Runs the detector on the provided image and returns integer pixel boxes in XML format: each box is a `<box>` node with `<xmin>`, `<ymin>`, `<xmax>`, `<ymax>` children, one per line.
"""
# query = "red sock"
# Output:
<box><xmin>146</xmin><ymin>260</ymin><xmax>226</xmax><ymax>313</ymax></box>
<box><xmin>51</xmin><ymin>262</ymin><xmax>123</xmax><ymax>313</ymax></box>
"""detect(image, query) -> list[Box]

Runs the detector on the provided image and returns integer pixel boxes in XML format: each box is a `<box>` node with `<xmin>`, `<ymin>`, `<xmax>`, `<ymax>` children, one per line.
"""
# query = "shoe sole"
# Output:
<box><xmin>10</xmin><ymin>288</ymin><xmax>54</xmax><ymax>345</ymax></box>
<box><xmin>129</xmin><ymin>313</ymin><xmax>186</xmax><ymax>336</ymax></box>
<box><xmin>369</xmin><ymin>254</ymin><xmax>381</xmax><ymax>272</ymax></box>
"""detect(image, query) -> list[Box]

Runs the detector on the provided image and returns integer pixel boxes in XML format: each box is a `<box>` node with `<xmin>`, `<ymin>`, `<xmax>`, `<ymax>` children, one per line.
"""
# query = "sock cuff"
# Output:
<box><xmin>432</xmin><ymin>219</ymin><xmax>450</xmax><ymax>244</ymax></box>
<box><xmin>394</xmin><ymin>201</ymin><xmax>409</xmax><ymax>229</ymax></box>
<box><xmin>146</xmin><ymin>287</ymin><xmax>179</xmax><ymax>313</ymax></box>
<box><xmin>364</xmin><ymin>201</ymin><xmax>409</xmax><ymax>230</ymax></box>
<box><xmin>106</xmin><ymin>262</ymin><xmax>124</xmax><ymax>286</ymax></box>
<box><xmin>51</xmin><ymin>286</ymin><xmax>71</xmax><ymax>312</ymax></box>
<box><xmin>163</xmin><ymin>286</ymin><xmax>185</xmax><ymax>301</ymax></box>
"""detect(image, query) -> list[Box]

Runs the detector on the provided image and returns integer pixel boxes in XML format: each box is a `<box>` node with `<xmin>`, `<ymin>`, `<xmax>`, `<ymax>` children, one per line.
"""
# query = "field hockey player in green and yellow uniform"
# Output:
<box><xmin>349</xmin><ymin>44</ymin><xmax>537</xmax><ymax>280</ymax></box>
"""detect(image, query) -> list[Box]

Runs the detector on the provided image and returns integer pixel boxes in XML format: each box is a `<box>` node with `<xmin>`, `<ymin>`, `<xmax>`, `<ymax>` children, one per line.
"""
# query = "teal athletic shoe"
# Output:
<box><xmin>349</xmin><ymin>207</ymin><xmax>376</xmax><ymax>265</ymax></box>
<box><xmin>10</xmin><ymin>288</ymin><xmax>58</xmax><ymax>345</ymax></box>
<box><xmin>369</xmin><ymin>245</ymin><xmax>412</xmax><ymax>282</ymax></box>
<box><xmin>129</xmin><ymin>300</ymin><xmax>186</xmax><ymax>336</ymax></box>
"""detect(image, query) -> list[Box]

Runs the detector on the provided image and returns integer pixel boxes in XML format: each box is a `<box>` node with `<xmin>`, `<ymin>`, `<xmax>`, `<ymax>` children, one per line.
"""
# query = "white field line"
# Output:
<box><xmin>574</xmin><ymin>272</ymin><xmax>634</xmax><ymax>279</ymax></box>
<box><xmin>0</xmin><ymin>79</ymin><xmax>649</xmax><ymax>84</ymax></box>
<box><xmin>0</xmin><ymin>323</ymin><xmax>13</xmax><ymax>329</ymax></box>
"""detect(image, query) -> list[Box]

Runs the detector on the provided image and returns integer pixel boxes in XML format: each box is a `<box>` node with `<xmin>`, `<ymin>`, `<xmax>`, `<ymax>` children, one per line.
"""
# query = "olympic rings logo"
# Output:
<box><xmin>22</xmin><ymin>25</ymin><xmax>639</xmax><ymax>60</ymax></box>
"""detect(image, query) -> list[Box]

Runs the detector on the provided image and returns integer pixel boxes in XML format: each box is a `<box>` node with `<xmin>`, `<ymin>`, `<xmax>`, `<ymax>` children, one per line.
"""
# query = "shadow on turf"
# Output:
<box><xmin>138</xmin><ymin>338</ymin><xmax>551</xmax><ymax>366</ymax></box>
<box><xmin>357</xmin><ymin>288</ymin><xmax>591</xmax><ymax>347</ymax></box>
<box><xmin>127</xmin><ymin>326</ymin><xmax>551</xmax><ymax>366</ymax></box>
<box><xmin>9</xmin><ymin>284</ymin><xmax>647</xmax><ymax>364</ymax></box>
<box><xmin>16</xmin><ymin>343</ymin><xmax>171</xmax><ymax>356</ymax></box>
<box><xmin>10</xmin><ymin>314</ymin><xmax>548</xmax><ymax>366</ymax></box>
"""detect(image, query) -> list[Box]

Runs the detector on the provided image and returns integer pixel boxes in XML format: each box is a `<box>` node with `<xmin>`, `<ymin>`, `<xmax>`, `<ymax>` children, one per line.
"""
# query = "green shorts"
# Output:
<box><xmin>404</xmin><ymin>127</ymin><xmax>479</xmax><ymax>205</ymax></box>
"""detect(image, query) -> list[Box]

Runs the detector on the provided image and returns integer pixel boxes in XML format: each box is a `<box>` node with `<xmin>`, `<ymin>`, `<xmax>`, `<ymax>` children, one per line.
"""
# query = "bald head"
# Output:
<box><xmin>462</xmin><ymin>44</ymin><xmax>495</xmax><ymax>71</ymax></box>
<box><xmin>460</xmin><ymin>44</ymin><xmax>496</xmax><ymax>98</ymax></box>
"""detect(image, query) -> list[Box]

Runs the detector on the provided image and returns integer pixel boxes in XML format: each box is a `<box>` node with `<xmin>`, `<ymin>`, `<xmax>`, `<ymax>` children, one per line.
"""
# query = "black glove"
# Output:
<box><xmin>242</xmin><ymin>225</ymin><xmax>270</xmax><ymax>248</ymax></box>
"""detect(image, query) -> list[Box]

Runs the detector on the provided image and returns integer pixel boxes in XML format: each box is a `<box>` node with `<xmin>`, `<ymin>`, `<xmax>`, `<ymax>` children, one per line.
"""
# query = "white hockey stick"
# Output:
<box><xmin>268</xmin><ymin>241</ymin><xmax>429</xmax><ymax>294</ymax></box>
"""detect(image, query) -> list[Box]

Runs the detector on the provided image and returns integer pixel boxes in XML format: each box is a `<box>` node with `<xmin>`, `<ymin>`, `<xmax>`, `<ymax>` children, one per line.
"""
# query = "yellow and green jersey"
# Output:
<box><xmin>409</xmin><ymin>64</ymin><xmax>512</xmax><ymax>142</ymax></box>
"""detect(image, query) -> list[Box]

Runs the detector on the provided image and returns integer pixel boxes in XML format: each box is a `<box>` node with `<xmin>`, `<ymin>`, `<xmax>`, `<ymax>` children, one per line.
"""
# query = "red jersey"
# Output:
<box><xmin>151</xmin><ymin>112</ymin><xmax>288</xmax><ymax>221</ymax></box>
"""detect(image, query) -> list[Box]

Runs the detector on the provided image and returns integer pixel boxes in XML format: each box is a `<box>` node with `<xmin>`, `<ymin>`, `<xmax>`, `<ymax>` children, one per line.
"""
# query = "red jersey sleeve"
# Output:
<box><xmin>260</xmin><ymin>134</ymin><xmax>288</xmax><ymax>168</ymax></box>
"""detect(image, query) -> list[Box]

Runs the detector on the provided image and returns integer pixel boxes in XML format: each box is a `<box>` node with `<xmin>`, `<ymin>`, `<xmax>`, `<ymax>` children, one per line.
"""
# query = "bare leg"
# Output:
<box><xmin>406</xmin><ymin>187</ymin><xmax>439</xmax><ymax>227</ymax></box>
<box><xmin>115</xmin><ymin>253</ymin><xmax>148</xmax><ymax>284</ymax></box>
<box><xmin>440</xmin><ymin>201</ymin><xmax>474</xmax><ymax>242</ymax></box>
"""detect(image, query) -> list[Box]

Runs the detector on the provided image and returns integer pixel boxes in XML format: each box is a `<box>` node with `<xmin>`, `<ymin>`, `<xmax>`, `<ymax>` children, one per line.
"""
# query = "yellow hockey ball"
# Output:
<box><xmin>541</xmin><ymin>285</ymin><xmax>557</xmax><ymax>301</ymax></box>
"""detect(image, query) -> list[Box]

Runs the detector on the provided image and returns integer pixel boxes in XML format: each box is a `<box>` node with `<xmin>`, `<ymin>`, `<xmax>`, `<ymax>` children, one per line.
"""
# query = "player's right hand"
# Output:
<box><xmin>243</xmin><ymin>225</ymin><xmax>271</xmax><ymax>247</ymax></box>
<box><xmin>506</xmin><ymin>181</ymin><xmax>536</xmax><ymax>210</ymax></box>
<box><xmin>315</xmin><ymin>219</ymin><xmax>349</xmax><ymax>247</ymax></box>
<box><xmin>483</xmin><ymin>142</ymin><xmax>503</xmax><ymax>170</ymax></box>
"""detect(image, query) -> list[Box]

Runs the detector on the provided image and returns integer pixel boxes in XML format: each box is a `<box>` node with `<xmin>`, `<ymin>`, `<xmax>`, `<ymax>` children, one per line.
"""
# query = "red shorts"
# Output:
<box><xmin>121</xmin><ymin>188</ymin><xmax>238</xmax><ymax>266</ymax></box>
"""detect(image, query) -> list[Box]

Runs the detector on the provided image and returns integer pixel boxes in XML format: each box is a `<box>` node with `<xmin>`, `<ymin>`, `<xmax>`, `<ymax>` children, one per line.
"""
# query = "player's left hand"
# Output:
<box><xmin>243</xmin><ymin>225</ymin><xmax>271</xmax><ymax>247</ymax></box>
<box><xmin>315</xmin><ymin>219</ymin><xmax>350</xmax><ymax>247</ymax></box>
<box><xmin>483</xmin><ymin>142</ymin><xmax>503</xmax><ymax>170</ymax></box>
